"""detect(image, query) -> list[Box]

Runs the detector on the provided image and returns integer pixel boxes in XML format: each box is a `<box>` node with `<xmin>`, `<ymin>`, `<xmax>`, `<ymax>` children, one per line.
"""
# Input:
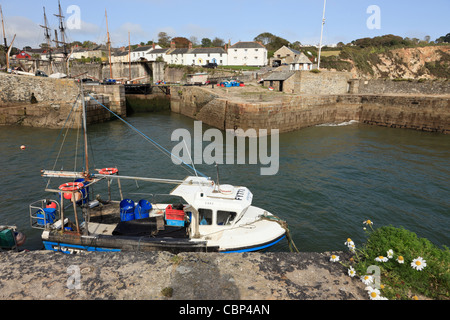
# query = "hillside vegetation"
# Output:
<box><xmin>302</xmin><ymin>34</ymin><xmax>450</xmax><ymax>79</ymax></box>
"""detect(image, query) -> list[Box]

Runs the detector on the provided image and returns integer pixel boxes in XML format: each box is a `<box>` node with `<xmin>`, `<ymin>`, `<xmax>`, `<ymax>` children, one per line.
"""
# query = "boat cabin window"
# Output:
<box><xmin>199</xmin><ymin>208</ymin><xmax>213</xmax><ymax>225</ymax></box>
<box><xmin>217</xmin><ymin>211</ymin><xmax>236</xmax><ymax>226</ymax></box>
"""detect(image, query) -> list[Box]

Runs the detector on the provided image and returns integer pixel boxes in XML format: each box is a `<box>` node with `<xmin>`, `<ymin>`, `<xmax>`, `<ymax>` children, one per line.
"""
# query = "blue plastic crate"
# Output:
<box><xmin>166</xmin><ymin>219</ymin><xmax>185</xmax><ymax>227</ymax></box>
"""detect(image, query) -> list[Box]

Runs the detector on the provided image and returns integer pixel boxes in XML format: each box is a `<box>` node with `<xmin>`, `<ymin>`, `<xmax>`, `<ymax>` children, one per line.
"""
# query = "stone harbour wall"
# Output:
<box><xmin>171</xmin><ymin>86</ymin><xmax>449</xmax><ymax>134</ymax></box>
<box><xmin>0</xmin><ymin>251</ymin><xmax>368</xmax><ymax>300</ymax></box>
<box><xmin>0</xmin><ymin>73</ymin><xmax>126</xmax><ymax>128</ymax></box>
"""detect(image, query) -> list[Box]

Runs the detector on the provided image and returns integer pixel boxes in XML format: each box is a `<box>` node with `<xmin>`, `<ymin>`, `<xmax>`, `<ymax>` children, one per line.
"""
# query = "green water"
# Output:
<box><xmin>0</xmin><ymin>111</ymin><xmax>449</xmax><ymax>252</ymax></box>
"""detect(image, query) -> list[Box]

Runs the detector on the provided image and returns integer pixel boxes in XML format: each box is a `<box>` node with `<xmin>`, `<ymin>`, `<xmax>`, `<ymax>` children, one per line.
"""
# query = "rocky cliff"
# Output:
<box><xmin>326</xmin><ymin>45</ymin><xmax>450</xmax><ymax>80</ymax></box>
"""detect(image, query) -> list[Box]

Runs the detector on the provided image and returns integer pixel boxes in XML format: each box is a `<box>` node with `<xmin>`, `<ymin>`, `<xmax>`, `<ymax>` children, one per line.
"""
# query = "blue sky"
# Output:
<box><xmin>1</xmin><ymin>0</ymin><xmax>449</xmax><ymax>49</ymax></box>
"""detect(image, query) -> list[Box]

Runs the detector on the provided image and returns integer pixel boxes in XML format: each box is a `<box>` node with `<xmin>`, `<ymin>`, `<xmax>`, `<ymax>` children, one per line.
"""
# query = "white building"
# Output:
<box><xmin>131</xmin><ymin>45</ymin><xmax>153</xmax><ymax>62</ymax></box>
<box><xmin>227</xmin><ymin>41</ymin><xmax>267</xmax><ymax>66</ymax></box>
<box><xmin>185</xmin><ymin>47</ymin><xmax>227</xmax><ymax>66</ymax></box>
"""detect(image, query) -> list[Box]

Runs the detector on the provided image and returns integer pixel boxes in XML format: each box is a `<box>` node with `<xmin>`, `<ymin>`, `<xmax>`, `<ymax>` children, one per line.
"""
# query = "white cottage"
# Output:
<box><xmin>185</xmin><ymin>47</ymin><xmax>227</xmax><ymax>66</ymax></box>
<box><xmin>227</xmin><ymin>41</ymin><xmax>267</xmax><ymax>66</ymax></box>
<box><xmin>131</xmin><ymin>45</ymin><xmax>153</xmax><ymax>62</ymax></box>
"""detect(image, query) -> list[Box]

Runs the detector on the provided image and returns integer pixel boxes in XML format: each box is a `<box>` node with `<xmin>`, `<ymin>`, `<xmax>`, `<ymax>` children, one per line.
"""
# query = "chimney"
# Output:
<box><xmin>152</xmin><ymin>43</ymin><xmax>156</xmax><ymax>50</ymax></box>
<box><xmin>170</xmin><ymin>41</ymin><xmax>176</xmax><ymax>49</ymax></box>
<box><xmin>188</xmin><ymin>42</ymin><xmax>192</xmax><ymax>49</ymax></box>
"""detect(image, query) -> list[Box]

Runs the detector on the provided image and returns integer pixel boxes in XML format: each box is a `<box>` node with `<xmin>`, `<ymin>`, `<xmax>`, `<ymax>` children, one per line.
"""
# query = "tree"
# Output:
<box><xmin>254</xmin><ymin>32</ymin><xmax>275</xmax><ymax>46</ymax></box>
<box><xmin>189</xmin><ymin>36</ymin><xmax>199</xmax><ymax>47</ymax></box>
<box><xmin>171</xmin><ymin>37</ymin><xmax>191</xmax><ymax>48</ymax></box>
<box><xmin>211</xmin><ymin>37</ymin><xmax>224</xmax><ymax>47</ymax></box>
<box><xmin>201</xmin><ymin>38</ymin><xmax>212</xmax><ymax>47</ymax></box>
<box><xmin>158</xmin><ymin>32</ymin><xmax>171</xmax><ymax>47</ymax></box>
<box><xmin>254</xmin><ymin>32</ymin><xmax>290</xmax><ymax>51</ymax></box>
<box><xmin>436</xmin><ymin>33</ymin><xmax>450</xmax><ymax>43</ymax></box>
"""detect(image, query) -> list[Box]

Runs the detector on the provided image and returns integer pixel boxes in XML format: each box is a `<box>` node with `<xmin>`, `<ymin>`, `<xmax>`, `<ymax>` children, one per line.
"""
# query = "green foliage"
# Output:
<box><xmin>425</xmin><ymin>50</ymin><xmax>450</xmax><ymax>78</ymax></box>
<box><xmin>254</xmin><ymin>32</ymin><xmax>289</xmax><ymax>51</ymax></box>
<box><xmin>352</xmin><ymin>225</ymin><xmax>450</xmax><ymax>300</ymax></box>
<box><xmin>435</xmin><ymin>33</ymin><xmax>450</xmax><ymax>43</ymax></box>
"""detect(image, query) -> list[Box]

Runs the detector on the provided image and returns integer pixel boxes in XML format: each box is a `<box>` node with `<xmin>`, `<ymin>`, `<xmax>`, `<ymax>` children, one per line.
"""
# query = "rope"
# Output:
<box><xmin>261</xmin><ymin>214</ymin><xmax>300</xmax><ymax>253</ymax></box>
<box><xmin>87</xmin><ymin>93</ymin><xmax>207</xmax><ymax>178</ymax></box>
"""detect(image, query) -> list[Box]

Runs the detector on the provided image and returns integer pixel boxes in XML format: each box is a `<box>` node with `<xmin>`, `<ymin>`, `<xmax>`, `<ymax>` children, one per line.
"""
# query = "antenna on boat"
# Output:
<box><xmin>215</xmin><ymin>163</ymin><xmax>220</xmax><ymax>191</ymax></box>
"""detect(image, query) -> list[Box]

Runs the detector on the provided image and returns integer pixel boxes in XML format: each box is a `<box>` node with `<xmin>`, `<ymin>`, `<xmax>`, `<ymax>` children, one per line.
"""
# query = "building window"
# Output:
<box><xmin>255</xmin><ymin>49</ymin><xmax>259</xmax><ymax>52</ymax></box>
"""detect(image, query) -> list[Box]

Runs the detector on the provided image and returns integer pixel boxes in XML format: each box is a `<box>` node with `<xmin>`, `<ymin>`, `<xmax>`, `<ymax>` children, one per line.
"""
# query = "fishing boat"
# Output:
<box><xmin>28</xmin><ymin>84</ymin><xmax>293</xmax><ymax>254</ymax></box>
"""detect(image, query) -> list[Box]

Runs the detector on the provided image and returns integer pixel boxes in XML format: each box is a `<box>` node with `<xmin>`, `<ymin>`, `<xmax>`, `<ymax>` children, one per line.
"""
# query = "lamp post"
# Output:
<box><xmin>317</xmin><ymin>0</ymin><xmax>327</xmax><ymax>70</ymax></box>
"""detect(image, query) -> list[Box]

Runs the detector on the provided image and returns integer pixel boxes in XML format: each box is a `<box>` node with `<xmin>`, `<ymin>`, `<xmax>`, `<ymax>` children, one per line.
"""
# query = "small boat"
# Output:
<box><xmin>28</xmin><ymin>84</ymin><xmax>293</xmax><ymax>254</ymax></box>
<box><xmin>0</xmin><ymin>225</ymin><xmax>26</xmax><ymax>252</ymax></box>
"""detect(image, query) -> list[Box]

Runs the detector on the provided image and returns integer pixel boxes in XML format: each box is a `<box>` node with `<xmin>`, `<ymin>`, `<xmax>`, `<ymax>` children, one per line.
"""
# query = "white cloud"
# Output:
<box><xmin>111</xmin><ymin>22</ymin><xmax>151</xmax><ymax>46</ymax></box>
<box><xmin>3</xmin><ymin>16</ymin><xmax>41</xmax><ymax>48</ymax></box>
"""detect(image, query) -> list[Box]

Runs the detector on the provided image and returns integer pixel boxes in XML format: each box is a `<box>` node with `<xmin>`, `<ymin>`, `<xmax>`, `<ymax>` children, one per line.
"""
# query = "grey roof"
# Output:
<box><xmin>292</xmin><ymin>52</ymin><xmax>312</xmax><ymax>64</ymax></box>
<box><xmin>115</xmin><ymin>51</ymin><xmax>129</xmax><ymax>56</ymax></box>
<box><xmin>150</xmin><ymin>48</ymin><xmax>170</xmax><ymax>54</ymax></box>
<box><xmin>189</xmin><ymin>47</ymin><xmax>226</xmax><ymax>54</ymax></box>
<box><xmin>288</xmin><ymin>47</ymin><xmax>302</xmax><ymax>55</ymax></box>
<box><xmin>132</xmin><ymin>45</ymin><xmax>152</xmax><ymax>52</ymax></box>
<box><xmin>264</xmin><ymin>71</ymin><xmax>295</xmax><ymax>81</ymax></box>
<box><xmin>168</xmin><ymin>48</ymin><xmax>190</xmax><ymax>55</ymax></box>
<box><xmin>230</xmin><ymin>41</ymin><xmax>265</xmax><ymax>49</ymax></box>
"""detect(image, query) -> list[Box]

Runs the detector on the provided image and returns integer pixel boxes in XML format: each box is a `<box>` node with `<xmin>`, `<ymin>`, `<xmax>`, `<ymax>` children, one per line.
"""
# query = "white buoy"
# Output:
<box><xmin>20</xmin><ymin>145</ymin><xmax>26</xmax><ymax>150</ymax></box>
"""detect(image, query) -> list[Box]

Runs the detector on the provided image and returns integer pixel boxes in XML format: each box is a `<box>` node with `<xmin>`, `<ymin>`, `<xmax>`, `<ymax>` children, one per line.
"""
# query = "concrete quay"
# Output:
<box><xmin>0</xmin><ymin>250</ymin><xmax>368</xmax><ymax>300</ymax></box>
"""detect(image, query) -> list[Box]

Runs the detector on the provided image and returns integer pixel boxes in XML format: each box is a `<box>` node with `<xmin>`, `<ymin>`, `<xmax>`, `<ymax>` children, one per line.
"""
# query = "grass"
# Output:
<box><xmin>336</xmin><ymin>223</ymin><xmax>450</xmax><ymax>300</ymax></box>
<box><xmin>319</xmin><ymin>50</ymin><xmax>341</xmax><ymax>57</ymax></box>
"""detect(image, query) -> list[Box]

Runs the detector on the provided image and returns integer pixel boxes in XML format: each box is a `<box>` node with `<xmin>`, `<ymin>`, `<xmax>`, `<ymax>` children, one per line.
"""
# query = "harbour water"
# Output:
<box><xmin>0</xmin><ymin>111</ymin><xmax>449</xmax><ymax>252</ymax></box>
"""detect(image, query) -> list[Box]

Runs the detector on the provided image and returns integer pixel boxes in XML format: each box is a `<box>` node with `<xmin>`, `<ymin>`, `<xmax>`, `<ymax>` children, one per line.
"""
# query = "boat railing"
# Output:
<box><xmin>29</xmin><ymin>199</ymin><xmax>61</xmax><ymax>230</ymax></box>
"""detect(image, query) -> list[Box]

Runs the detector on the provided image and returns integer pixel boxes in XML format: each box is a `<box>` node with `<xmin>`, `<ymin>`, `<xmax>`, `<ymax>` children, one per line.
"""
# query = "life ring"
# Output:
<box><xmin>99</xmin><ymin>168</ymin><xmax>118</xmax><ymax>175</ymax></box>
<box><xmin>59</xmin><ymin>182</ymin><xmax>84</xmax><ymax>192</ymax></box>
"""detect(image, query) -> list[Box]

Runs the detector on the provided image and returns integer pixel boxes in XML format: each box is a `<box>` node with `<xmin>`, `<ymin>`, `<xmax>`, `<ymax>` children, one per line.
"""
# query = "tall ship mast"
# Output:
<box><xmin>40</xmin><ymin>7</ymin><xmax>53</xmax><ymax>74</ymax></box>
<box><xmin>0</xmin><ymin>5</ymin><xmax>7</xmax><ymax>49</ymax></box>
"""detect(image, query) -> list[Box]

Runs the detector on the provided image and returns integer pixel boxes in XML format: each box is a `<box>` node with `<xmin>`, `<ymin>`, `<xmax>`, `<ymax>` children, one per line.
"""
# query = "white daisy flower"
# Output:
<box><xmin>348</xmin><ymin>266</ymin><xmax>356</xmax><ymax>277</ymax></box>
<box><xmin>397</xmin><ymin>256</ymin><xmax>405</xmax><ymax>264</ymax></box>
<box><xmin>345</xmin><ymin>238</ymin><xmax>354</xmax><ymax>247</ymax></box>
<box><xmin>330</xmin><ymin>254</ymin><xmax>339</xmax><ymax>262</ymax></box>
<box><xmin>348</xmin><ymin>243</ymin><xmax>356</xmax><ymax>252</ymax></box>
<box><xmin>363</xmin><ymin>219</ymin><xmax>373</xmax><ymax>226</ymax></box>
<box><xmin>361</xmin><ymin>275</ymin><xmax>374</xmax><ymax>285</ymax></box>
<box><xmin>387</xmin><ymin>249</ymin><xmax>394</xmax><ymax>259</ymax></box>
<box><xmin>367</xmin><ymin>287</ymin><xmax>382</xmax><ymax>300</ymax></box>
<box><xmin>375</xmin><ymin>256</ymin><xmax>388</xmax><ymax>262</ymax></box>
<box><xmin>411</xmin><ymin>257</ymin><xmax>427</xmax><ymax>271</ymax></box>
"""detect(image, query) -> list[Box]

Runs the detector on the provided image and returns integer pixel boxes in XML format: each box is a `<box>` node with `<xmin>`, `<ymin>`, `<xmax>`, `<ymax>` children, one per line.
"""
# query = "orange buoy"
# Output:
<box><xmin>99</xmin><ymin>168</ymin><xmax>119</xmax><ymax>175</ymax></box>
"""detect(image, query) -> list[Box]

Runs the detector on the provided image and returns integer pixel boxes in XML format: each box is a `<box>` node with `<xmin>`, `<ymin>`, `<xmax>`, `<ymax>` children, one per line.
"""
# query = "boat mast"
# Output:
<box><xmin>0</xmin><ymin>5</ymin><xmax>7</xmax><ymax>49</ymax></box>
<box><xmin>105</xmin><ymin>9</ymin><xmax>113</xmax><ymax>79</ymax></box>
<box><xmin>40</xmin><ymin>7</ymin><xmax>53</xmax><ymax>74</ymax></box>
<box><xmin>54</xmin><ymin>0</ymin><xmax>69</xmax><ymax>74</ymax></box>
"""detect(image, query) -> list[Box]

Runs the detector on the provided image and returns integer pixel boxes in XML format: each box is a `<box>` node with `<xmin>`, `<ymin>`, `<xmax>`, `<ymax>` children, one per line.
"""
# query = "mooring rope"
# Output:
<box><xmin>261</xmin><ymin>214</ymin><xmax>300</xmax><ymax>253</ymax></box>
